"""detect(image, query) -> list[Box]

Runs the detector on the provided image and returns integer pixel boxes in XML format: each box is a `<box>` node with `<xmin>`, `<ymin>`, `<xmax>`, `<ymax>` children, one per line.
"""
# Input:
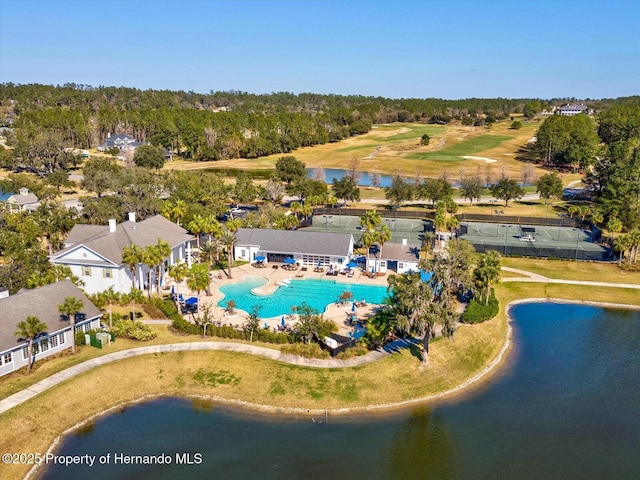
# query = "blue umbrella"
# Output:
<box><xmin>281</xmin><ymin>316</ymin><xmax>286</xmax><ymax>326</ymax></box>
<box><xmin>352</xmin><ymin>302</ymin><xmax>357</xmax><ymax>312</ymax></box>
<box><xmin>346</xmin><ymin>261</ymin><xmax>358</xmax><ymax>268</ymax></box>
<box><xmin>317</xmin><ymin>260</ymin><xmax>322</xmax><ymax>267</ymax></box>
<box><xmin>171</xmin><ymin>285</ymin><xmax>175</xmax><ymax>294</ymax></box>
<box><xmin>255</xmin><ymin>255</ymin><xmax>266</xmax><ymax>262</ymax></box>
<box><xmin>284</xmin><ymin>257</ymin><xmax>296</xmax><ymax>264</ymax></box>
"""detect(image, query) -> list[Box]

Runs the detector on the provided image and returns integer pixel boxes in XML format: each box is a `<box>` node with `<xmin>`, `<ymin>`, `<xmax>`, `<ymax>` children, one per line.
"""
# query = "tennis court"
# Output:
<box><xmin>305</xmin><ymin>215</ymin><xmax>429</xmax><ymax>245</ymax></box>
<box><xmin>457</xmin><ymin>222</ymin><xmax>611</xmax><ymax>260</ymax></box>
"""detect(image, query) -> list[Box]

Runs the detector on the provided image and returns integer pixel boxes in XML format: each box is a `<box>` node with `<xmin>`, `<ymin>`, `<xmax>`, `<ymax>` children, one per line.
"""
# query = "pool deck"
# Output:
<box><xmin>172</xmin><ymin>262</ymin><xmax>389</xmax><ymax>336</ymax></box>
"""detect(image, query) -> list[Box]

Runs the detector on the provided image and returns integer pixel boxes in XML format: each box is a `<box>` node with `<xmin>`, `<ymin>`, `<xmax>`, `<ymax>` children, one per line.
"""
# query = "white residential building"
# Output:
<box><xmin>0</xmin><ymin>281</ymin><xmax>102</xmax><ymax>376</ymax></box>
<box><xmin>366</xmin><ymin>241</ymin><xmax>421</xmax><ymax>274</ymax></box>
<box><xmin>234</xmin><ymin>228</ymin><xmax>354</xmax><ymax>268</ymax></box>
<box><xmin>50</xmin><ymin>213</ymin><xmax>193</xmax><ymax>294</ymax></box>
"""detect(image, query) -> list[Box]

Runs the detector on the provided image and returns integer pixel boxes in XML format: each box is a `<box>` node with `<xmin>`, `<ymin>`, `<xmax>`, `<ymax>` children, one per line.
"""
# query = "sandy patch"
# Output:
<box><xmin>462</xmin><ymin>156</ymin><xmax>498</xmax><ymax>163</ymax></box>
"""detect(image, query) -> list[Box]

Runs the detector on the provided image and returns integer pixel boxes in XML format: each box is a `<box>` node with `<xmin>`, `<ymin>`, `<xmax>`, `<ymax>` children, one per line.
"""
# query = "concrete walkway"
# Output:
<box><xmin>501</xmin><ymin>266</ymin><xmax>640</xmax><ymax>289</ymax></box>
<box><xmin>0</xmin><ymin>339</ymin><xmax>415</xmax><ymax>415</ymax></box>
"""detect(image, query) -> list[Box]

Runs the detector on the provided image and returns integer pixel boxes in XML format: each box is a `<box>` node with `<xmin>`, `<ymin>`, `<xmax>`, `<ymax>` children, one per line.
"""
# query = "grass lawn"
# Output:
<box><xmin>163</xmin><ymin>120</ymin><xmax>547</xmax><ymax>182</ymax></box>
<box><xmin>502</xmin><ymin>258</ymin><xmax>640</xmax><ymax>284</ymax></box>
<box><xmin>406</xmin><ymin>134</ymin><xmax>514</xmax><ymax>162</ymax></box>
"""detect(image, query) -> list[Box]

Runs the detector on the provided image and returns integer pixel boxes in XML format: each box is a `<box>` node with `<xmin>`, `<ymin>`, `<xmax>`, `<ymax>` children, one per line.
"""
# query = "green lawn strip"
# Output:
<box><xmin>335</xmin><ymin>143</ymin><xmax>380</xmax><ymax>153</ymax></box>
<box><xmin>502</xmin><ymin>258</ymin><xmax>640</xmax><ymax>284</ymax></box>
<box><xmin>406</xmin><ymin>134</ymin><xmax>514</xmax><ymax>161</ymax></box>
<box><xmin>376</xmin><ymin>125</ymin><xmax>446</xmax><ymax>142</ymax></box>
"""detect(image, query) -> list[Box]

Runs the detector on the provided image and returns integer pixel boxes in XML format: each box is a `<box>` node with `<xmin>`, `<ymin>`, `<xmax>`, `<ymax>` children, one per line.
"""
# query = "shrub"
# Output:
<box><xmin>281</xmin><ymin>343</ymin><xmax>330</xmax><ymax>359</ymax></box>
<box><xmin>142</xmin><ymin>302</ymin><xmax>166</xmax><ymax>319</ymax></box>
<box><xmin>460</xmin><ymin>289</ymin><xmax>499</xmax><ymax>324</ymax></box>
<box><xmin>75</xmin><ymin>330</ymin><xmax>87</xmax><ymax>346</ymax></box>
<box><xmin>110</xmin><ymin>319</ymin><xmax>157</xmax><ymax>341</ymax></box>
<box><xmin>336</xmin><ymin>343</ymin><xmax>368</xmax><ymax>360</ymax></box>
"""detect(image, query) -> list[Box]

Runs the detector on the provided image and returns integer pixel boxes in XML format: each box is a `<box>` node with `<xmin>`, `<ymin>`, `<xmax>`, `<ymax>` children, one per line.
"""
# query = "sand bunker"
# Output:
<box><xmin>462</xmin><ymin>156</ymin><xmax>497</xmax><ymax>163</ymax></box>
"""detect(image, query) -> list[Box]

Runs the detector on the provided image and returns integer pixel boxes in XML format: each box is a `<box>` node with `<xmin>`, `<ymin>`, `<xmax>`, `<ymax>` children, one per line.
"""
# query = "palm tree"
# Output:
<box><xmin>171</xmin><ymin>199</ymin><xmax>187</xmax><ymax>226</ymax></box>
<box><xmin>375</xmin><ymin>224</ymin><xmax>391</xmax><ymax>273</ymax></box>
<box><xmin>187</xmin><ymin>214</ymin><xmax>207</xmax><ymax>250</ymax></box>
<box><xmin>203</xmin><ymin>215</ymin><xmax>222</xmax><ymax>243</ymax></box>
<box><xmin>615</xmin><ymin>234</ymin><xmax>633</xmax><ymax>265</ymax></box>
<box><xmin>122</xmin><ymin>244</ymin><xmax>144</xmax><ymax>290</ymax></box>
<box><xmin>220</xmin><ymin>228</ymin><xmax>237</xmax><ymax>279</ymax></box>
<box><xmin>187</xmin><ymin>263</ymin><xmax>210</xmax><ymax>297</ymax></box>
<box><xmin>360</xmin><ymin>210</ymin><xmax>382</xmax><ymax>273</ymax></box>
<box><xmin>58</xmin><ymin>296</ymin><xmax>84</xmax><ymax>354</ymax></box>
<box><xmin>360</xmin><ymin>209</ymin><xmax>382</xmax><ymax>232</ymax></box>
<box><xmin>125</xmin><ymin>288</ymin><xmax>144</xmax><ymax>320</ymax></box>
<box><xmin>153</xmin><ymin>240</ymin><xmax>172</xmax><ymax>295</ymax></box>
<box><xmin>142</xmin><ymin>244</ymin><xmax>163</xmax><ymax>298</ymax></box>
<box><xmin>473</xmin><ymin>250</ymin><xmax>502</xmax><ymax>304</ymax></box>
<box><xmin>99</xmin><ymin>287</ymin><xmax>120</xmax><ymax>328</ymax></box>
<box><xmin>423</xmin><ymin>231</ymin><xmax>435</xmax><ymax>259</ymax></box>
<box><xmin>168</xmin><ymin>261</ymin><xmax>189</xmax><ymax>294</ymax></box>
<box><xmin>200</xmin><ymin>239</ymin><xmax>219</xmax><ymax>271</ymax></box>
<box><xmin>15</xmin><ymin>316</ymin><xmax>48</xmax><ymax>374</ymax></box>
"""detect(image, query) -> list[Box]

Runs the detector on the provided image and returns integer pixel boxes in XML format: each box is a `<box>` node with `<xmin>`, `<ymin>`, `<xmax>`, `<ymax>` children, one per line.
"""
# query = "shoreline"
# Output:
<box><xmin>20</xmin><ymin>298</ymin><xmax>640</xmax><ymax>480</ymax></box>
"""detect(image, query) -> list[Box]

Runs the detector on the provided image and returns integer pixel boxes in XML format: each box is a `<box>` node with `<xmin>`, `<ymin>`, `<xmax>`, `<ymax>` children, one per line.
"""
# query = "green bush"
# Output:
<box><xmin>142</xmin><ymin>302</ymin><xmax>166</xmax><ymax>319</ymax></box>
<box><xmin>170</xmin><ymin>317</ymin><xmax>293</xmax><ymax>344</ymax></box>
<box><xmin>75</xmin><ymin>330</ymin><xmax>87</xmax><ymax>346</ymax></box>
<box><xmin>460</xmin><ymin>289</ymin><xmax>499</xmax><ymax>324</ymax></box>
<box><xmin>110</xmin><ymin>319</ymin><xmax>157</xmax><ymax>341</ymax></box>
<box><xmin>281</xmin><ymin>343</ymin><xmax>330</xmax><ymax>359</ymax></box>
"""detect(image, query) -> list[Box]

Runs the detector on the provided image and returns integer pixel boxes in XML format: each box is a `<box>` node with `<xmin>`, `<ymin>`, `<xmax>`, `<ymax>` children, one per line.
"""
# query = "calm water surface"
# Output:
<box><xmin>40</xmin><ymin>303</ymin><xmax>640</xmax><ymax>479</ymax></box>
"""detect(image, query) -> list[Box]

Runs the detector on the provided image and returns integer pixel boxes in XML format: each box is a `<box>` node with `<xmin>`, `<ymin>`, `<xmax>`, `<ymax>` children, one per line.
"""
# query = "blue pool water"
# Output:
<box><xmin>217</xmin><ymin>276</ymin><xmax>388</xmax><ymax>317</ymax></box>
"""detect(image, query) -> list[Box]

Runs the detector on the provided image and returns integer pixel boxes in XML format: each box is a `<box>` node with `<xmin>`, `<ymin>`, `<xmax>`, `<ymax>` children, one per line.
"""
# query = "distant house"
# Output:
<box><xmin>557</xmin><ymin>104</ymin><xmax>591</xmax><ymax>116</ymax></box>
<box><xmin>50</xmin><ymin>213</ymin><xmax>193</xmax><ymax>295</ymax></box>
<box><xmin>0</xmin><ymin>281</ymin><xmax>102</xmax><ymax>376</ymax></box>
<box><xmin>0</xmin><ymin>187</ymin><xmax>40</xmax><ymax>212</ymax></box>
<box><xmin>98</xmin><ymin>134</ymin><xmax>173</xmax><ymax>161</ymax></box>
<box><xmin>366</xmin><ymin>241</ymin><xmax>421</xmax><ymax>274</ymax></box>
<box><xmin>97</xmin><ymin>133</ymin><xmax>143</xmax><ymax>152</ymax></box>
<box><xmin>234</xmin><ymin>228</ymin><xmax>354</xmax><ymax>267</ymax></box>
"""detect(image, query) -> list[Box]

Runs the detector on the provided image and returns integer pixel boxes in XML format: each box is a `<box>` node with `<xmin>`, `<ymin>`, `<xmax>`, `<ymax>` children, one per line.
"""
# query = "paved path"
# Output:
<box><xmin>501</xmin><ymin>267</ymin><xmax>640</xmax><ymax>289</ymax></box>
<box><xmin>0</xmin><ymin>339</ymin><xmax>415</xmax><ymax>415</ymax></box>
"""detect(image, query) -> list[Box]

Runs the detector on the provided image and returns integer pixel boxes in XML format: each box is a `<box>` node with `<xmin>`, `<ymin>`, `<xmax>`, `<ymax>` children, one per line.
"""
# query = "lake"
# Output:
<box><xmin>39</xmin><ymin>303</ymin><xmax>640</xmax><ymax>479</ymax></box>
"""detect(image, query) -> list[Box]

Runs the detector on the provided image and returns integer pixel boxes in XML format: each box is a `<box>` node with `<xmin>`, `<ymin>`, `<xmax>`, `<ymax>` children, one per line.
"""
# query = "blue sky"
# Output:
<box><xmin>1</xmin><ymin>0</ymin><xmax>638</xmax><ymax>99</ymax></box>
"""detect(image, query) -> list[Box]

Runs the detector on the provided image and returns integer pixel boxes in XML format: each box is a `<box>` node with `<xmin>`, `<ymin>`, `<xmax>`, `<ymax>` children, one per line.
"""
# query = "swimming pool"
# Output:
<box><xmin>217</xmin><ymin>276</ymin><xmax>388</xmax><ymax>317</ymax></box>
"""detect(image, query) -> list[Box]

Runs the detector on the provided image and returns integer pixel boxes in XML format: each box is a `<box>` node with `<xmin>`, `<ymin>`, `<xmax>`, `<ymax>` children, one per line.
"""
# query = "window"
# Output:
<box><xmin>22</xmin><ymin>342</ymin><xmax>40</xmax><ymax>360</ymax></box>
<box><xmin>83</xmin><ymin>266</ymin><xmax>92</xmax><ymax>277</ymax></box>
<box><xmin>241</xmin><ymin>249</ymin><xmax>246</xmax><ymax>258</ymax></box>
<box><xmin>40</xmin><ymin>339</ymin><xmax>49</xmax><ymax>352</ymax></box>
<box><xmin>1</xmin><ymin>352</ymin><xmax>12</xmax><ymax>365</ymax></box>
<box><xmin>50</xmin><ymin>334</ymin><xmax>59</xmax><ymax>348</ymax></box>
<box><xmin>58</xmin><ymin>332</ymin><xmax>66</xmax><ymax>345</ymax></box>
<box><xmin>103</xmin><ymin>268</ymin><xmax>112</xmax><ymax>278</ymax></box>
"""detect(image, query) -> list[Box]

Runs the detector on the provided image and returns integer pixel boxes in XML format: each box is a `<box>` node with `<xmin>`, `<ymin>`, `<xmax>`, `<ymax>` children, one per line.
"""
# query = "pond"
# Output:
<box><xmin>39</xmin><ymin>303</ymin><xmax>640</xmax><ymax>479</ymax></box>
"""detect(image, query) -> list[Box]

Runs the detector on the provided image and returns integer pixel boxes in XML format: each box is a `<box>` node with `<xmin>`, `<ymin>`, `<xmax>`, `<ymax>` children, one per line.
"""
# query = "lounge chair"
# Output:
<box><xmin>347</xmin><ymin>270</ymin><xmax>355</xmax><ymax>278</ymax></box>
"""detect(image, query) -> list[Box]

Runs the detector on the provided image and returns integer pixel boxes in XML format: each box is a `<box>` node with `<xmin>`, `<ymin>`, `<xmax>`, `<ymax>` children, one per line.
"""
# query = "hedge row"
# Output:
<box><xmin>171</xmin><ymin>317</ymin><xmax>293</xmax><ymax>344</ymax></box>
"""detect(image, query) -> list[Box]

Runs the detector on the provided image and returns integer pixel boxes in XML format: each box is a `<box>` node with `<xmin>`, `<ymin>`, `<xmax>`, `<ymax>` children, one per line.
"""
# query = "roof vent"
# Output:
<box><xmin>108</xmin><ymin>219</ymin><xmax>117</xmax><ymax>233</ymax></box>
<box><xmin>128</xmin><ymin>212</ymin><xmax>136</xmax><ymax>223</ymax></box>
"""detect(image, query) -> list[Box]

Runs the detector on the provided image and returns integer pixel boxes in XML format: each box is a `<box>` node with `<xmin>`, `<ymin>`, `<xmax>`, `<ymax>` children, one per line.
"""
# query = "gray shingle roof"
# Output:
<box><xmin>236</xmin><ymin>228</ymin><xmax>353</xmax><ymax>256</ymax></box>
<box><xmin>370</xmin><ymin>243</ymin><xmax>421</xmax><ymax>262</ymax></box>
<box><xmin>0</xmin><ymin>280</ymin><xmax>101</xmax><ymax>352</ymax></box>
<box><xmin>52</xmin><ymin>215</ymin><xmax>193</xmax><ymax>265</ymax></box>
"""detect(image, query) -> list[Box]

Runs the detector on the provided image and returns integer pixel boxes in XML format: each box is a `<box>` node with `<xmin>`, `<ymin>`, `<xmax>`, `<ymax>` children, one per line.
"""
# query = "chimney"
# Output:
<box><xmin>108</xmin><ymin>219</ymin><xmax>116</xmax><ymax>233</ymax></box>
<box><xmin>402</xmin><ymin>238</ymin><xmax>407</xmax><ymax>245</ymax></box>
<box><xmin>128</xmin><ymin>212</ymin><xmax>136</xmax><ymax>223</ymax></box>
<box><xmin>19</xmin><ymin>187</ymin><xmax>29</xmax><ymax>196</ymax></box>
